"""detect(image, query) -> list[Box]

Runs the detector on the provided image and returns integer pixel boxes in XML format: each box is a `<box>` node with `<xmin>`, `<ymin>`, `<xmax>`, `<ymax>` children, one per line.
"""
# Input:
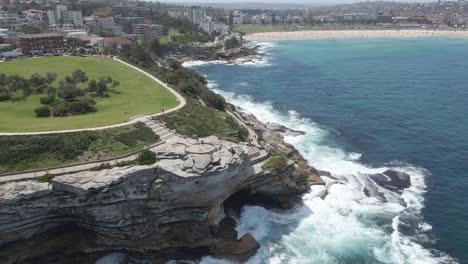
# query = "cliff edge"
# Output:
<box><xmin>0</xmin><ymin>119</ymin><xmax>323</xmax><ymax>263</ymax></box>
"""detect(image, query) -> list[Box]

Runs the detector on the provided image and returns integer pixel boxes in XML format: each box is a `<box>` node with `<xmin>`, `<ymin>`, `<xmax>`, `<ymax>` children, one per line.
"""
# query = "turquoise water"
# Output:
<box><xmin>191</xmin><ymin>38</ymin><xmax>468</xmax><ymax>264</ymax></box>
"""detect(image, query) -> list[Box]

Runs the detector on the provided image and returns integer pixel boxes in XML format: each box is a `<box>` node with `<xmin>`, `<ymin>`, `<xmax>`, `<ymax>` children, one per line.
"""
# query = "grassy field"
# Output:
<box><xmin>0</xmin><ymin>56</ymin><xmax>178</xmax><ymax>132</ymax></box>
<box><xmin>160</xmin><ymin>28</ymin><xmax>182</xmax><ymax>44</ymax></box>
<box><xmin>234</xmin><ymin>24</ymin><xmax>283</xmax><ymax>33</ymax></box>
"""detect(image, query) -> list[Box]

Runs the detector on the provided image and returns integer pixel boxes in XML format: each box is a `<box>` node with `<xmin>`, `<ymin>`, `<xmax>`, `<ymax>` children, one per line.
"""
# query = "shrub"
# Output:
<box><xmin>90</xmin><ymin>163</ymin><xmax>112</xmax><ymax>171</ymax></box>
<box><xmin>37</xmin><ymin>173</ymin><xmax>55</xmax><ymax>183</ymax></box>
<box><xmin>34</xmin><ymin>106</ymin><xmax>51</xmax><ymax>117</ymax></box>
<box><xmin>68</xmin><ymin>100</ymin><xmax>97</xmax><ymax>114</ymax></box>
<box><xmin>0</xmin><ymin>93</ymin><xmax>11</xmax><ymax>102</ymax></box>
<box><xmin>115</xmin><ymin>124</ymin><xmax>158</xmax><ymax>147</ymax></box>
<box><xmin>40</xmin><ymin>95</ymin><xmax>56</xmax><ymax>105</ymax></box>
<box><xmin>262</xmin><ymin>155</ymin><xmax>288</xmax><ymax>172</ymax></box>
<box><xmin>137</xmin><ymin>149</ymin><xmax>157</xmax><ymax>165</ymax></box>
<box><xmin>116</xmin><ymin>160</ymin><xmax>137</xmax><ymax>167</ymax></box>
<box><xmin>51</xmin><ymin>103</ymin><xmax>69</xmax><ymax>117</ymax></box>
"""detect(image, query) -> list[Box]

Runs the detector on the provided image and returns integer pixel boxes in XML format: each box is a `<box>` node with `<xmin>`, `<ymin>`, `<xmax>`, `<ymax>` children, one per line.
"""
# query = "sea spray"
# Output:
<box><xmin>196</xmin><ymin>81</ymin><xmax>457</xmax><ymax>264</ymax></box>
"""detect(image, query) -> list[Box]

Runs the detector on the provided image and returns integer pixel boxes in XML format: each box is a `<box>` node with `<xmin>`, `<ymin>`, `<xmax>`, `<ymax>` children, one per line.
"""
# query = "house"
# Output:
<box><xmin>22</xmin><ymin>9</ymin><xmax>47</xmax><ymax>25</ymax></box>
<box><xmin>102</xmin><ymin>37</ymin><xmax>132</xmax><ymax>52</ymax></box>
<box><xmin>79</xmin><ymin>35</ymin><xmax>104</xmax><ymax>48</ymax></box>
<box><xmin>19</xmin><ymin>33</ymin><xmax>64</xmax><ymax>56</ymax></box>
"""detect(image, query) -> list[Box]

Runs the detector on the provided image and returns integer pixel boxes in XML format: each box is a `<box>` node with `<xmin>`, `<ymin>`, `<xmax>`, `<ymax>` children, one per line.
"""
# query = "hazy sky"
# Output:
<box><xmin>163</xmin><ymin>0</ymin><xmax>435</xmax><ymax>3</ymax></box>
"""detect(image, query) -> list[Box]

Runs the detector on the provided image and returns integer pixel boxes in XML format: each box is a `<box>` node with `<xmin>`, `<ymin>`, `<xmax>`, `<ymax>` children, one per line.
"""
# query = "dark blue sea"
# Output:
<box><xmin>187</xmin><ymin>38</ymin><xmax>468</xmax><ymax>264</ymax></box>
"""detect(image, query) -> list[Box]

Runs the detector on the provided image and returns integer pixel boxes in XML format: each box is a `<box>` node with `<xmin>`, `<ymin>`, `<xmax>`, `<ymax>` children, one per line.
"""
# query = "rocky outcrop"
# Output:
<box><xmin>0</xmin><ymin>132</ymin><xmax>318</xmax><ymax>263</ymax></box>
<box><xmin>173</xmin><ymin>45</ymin><xmax>263</xmax><ymax>64</ymax></box>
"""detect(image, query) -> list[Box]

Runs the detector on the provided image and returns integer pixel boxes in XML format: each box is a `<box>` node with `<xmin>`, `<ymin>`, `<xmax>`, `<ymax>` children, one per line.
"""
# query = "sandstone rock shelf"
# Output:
<box><xmin>0</xmin><ymin>112</ymin><xmax>324</xmax><ymax>263</ymax></box>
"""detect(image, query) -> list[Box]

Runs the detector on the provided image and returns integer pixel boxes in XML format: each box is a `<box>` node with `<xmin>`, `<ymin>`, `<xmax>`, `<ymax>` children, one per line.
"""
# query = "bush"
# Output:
<box><xmin>0</xmin><ymin>93</ymin><xmax>11</xmax><ymax>102</ymax></box>
<box><xmin>37</xmin><ymin>173</ymin><xmax>55</xmax><ymax>183</ymax></box>
<box><xmin>90</xmin><ymin>163</ymin><xmax>112</xmax><ymax>171</ymax></box>
<box><xmin>51</xmin><ymin>103</ymin><xmax>69</xmax><ymax>117</ymax></box>
<box><xmin>68</xmin><ymin>100</ymin><xmax>97</xmax><ymax>114</ymax></box>
<box><xmin>40</xmin><ymin>95</ymin><xmax>56</xmax><ymax>105</ymax></box>
<box><xmin>137</xmin><ymin>149</ymin><xmax>157</xmax><ymax>165</ymax></box>
<box><xmin>262</xmin><ymin>155</ymin><xmax>288</xmax><ymax>172</ymax></box>
<box><xmin>116</xmin><ymin>160</ymin><xmax>137</xmax><ymax>167</ymax></box>
<box><xmin>115</xmin><ymin>123</ymin><xmax>159</xmax><ymax>147</ymax></box>
<box><xmin>34</xmin><ymin>106</ymin><xmax>51</xmax><ymax>117</ymax></box>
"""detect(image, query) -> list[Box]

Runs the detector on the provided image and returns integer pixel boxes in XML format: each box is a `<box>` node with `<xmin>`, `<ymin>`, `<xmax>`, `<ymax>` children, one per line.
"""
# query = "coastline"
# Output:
<box><xmin>243</xmin><ymin>29</ymin><xmax>468</xmax><ymax>41</ymax></box>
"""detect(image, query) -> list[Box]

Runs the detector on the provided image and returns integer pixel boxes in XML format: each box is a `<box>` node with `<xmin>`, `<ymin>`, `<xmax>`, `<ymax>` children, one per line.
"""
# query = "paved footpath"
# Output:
<box><xmin>0</xmin><ymin>58</ymin><xmax>187</xmax><ymax>183</ymax></box>
<box><xmin>0</xmin><ymin>57</ymin><xmax>187</xmax><ymax>136</ymax></box>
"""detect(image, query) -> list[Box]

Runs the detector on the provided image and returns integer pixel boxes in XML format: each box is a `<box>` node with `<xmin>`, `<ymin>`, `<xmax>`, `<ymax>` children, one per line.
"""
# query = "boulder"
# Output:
<box><xmin>369</xmin><ymin>170</ymin><xmax>411</xmax><ymax>191</ymax></box>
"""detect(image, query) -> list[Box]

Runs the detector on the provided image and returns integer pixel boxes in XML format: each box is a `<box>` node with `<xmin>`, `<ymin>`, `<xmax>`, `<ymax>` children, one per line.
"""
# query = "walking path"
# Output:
<box><xmin>141</xmin><ymin>117</ymin><xmax>176</xmax><ymax>141</ymax></box>
<box><xmin>227</xmin><ymin>110</ymin><xmax>260</xmax><ymax>147</ymax></box>
<box><xmin>0</xmin><ymin>57</ymin><xmax>186</xmax><ymax>136</ymax></box>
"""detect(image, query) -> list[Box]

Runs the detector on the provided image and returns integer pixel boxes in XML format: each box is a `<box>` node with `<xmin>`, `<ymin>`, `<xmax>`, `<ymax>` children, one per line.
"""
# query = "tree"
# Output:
<box><xmin>72</xmin><ymin>69</ymin><xmax>88</xmax><ymax>83</ymax></box>
<box><xmin>68</xmin><ymin>100</ymin><xmax>96</xmax><ymax>114</ymax></box>
<box><xmin>88</xmin><ymin>80</ymin><xmax>97</xmax><ymax>92</ymax></box>
<box><xmin>34</xmin><ymin>106</ymin><xmax>51</xmax><ymax>117</ymax></box>
<box><xmin>46</xmin><ymin>72</ymin><xmax>57</xmax><ymax>85</ymax></box>
<box><xmin>137</xmin><ymin>149</ymin><xmax>157</xmax><ymax>165</ymax></box>
<box><xmin>40</xmin><ymin>95</ymin><xmax>55</xmax><ymax>105</ymax></box>
<box><xmin>65</xmin><ymin>75</ymin><xmax>75</xmax><ymax>84</ymax></box>
<box><xmin>30</xmin><ymin>73</ymin><xmax>48</xmax><ymax>93</ymax></box>
<box><xmin>46</xmin><ymin>86</ymin><xmax>57</xmax><ymax>96</ymax></box>
<box><xmin>96</xmin><ymin>78</ymin><xmax>108</xmax><ymax>96</ymax></box>
<box><xmin>57</xmin><ymin>81</ymin><xmax>83</xmax><ymax>101</ymax></box>
<box><xmin>5</xmin><ymin>75</ymin><xmax>31</xmax><ymax>97</ymax></box>
<box><xmin>150</xmin><ymin>39</ymin><xmax>164</xmax><ymax>57</ymax></box>
<box><xmin>111</xmin><ymin>80</ymin><xmax>120</xmax><ymax>88</ymax></box>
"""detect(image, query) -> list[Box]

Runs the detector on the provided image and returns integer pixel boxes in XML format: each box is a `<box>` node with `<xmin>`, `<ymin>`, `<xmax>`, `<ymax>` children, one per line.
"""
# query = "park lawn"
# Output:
<box><xmin>160</xmin><ymin>28</ymin><xmax>182</xmax><ymax>44</ymax></box>
<box><xmin>0</xmin><ymin>56</ymin><xmax>179</xmax><ymax>132</ymax></box>
<box><xmin>234</xmin><ymin>24</ymin><xmax>282</xmax><ymax>33</ymax></box>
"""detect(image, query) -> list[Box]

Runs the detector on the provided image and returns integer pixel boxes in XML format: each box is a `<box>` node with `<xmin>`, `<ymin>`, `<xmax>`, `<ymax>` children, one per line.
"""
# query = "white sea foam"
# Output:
<box><xmin>199</xmin><ymin>83</ymin><xmax>458</xmax><ymax>264</ymax></box>
<box><xmin>182</xmin><ymin>60</ymin><xmax>228</xmax><ymax>67</ymax></box>
<box><xmin>182</xmin><ymin>42</ymin><xmax>275</xmax><ymax>69</ymax></box>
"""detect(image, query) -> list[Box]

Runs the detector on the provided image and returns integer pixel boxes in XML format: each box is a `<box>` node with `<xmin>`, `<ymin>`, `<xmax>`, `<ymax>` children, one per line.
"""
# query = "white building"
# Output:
<box><xmin>201</xmin><ymin>19</ymin><xmax>229</xmax><ymax>36</ymax></box>
<box><xmin>232</xmin><ymin>11</ymin><xmax>246</xmax><ymax>24</ymax></box>
<box><xmin>22</xmin><ymin>9</ymin><xmax>47</xmax><ymax>25</ymax></box>
<box><xmin>47</xmin><ymin>5</ymin><xmax>83</xmax><ymax>30</ymax></box>
<box><xmin>187</xmin><ymin>6</ymin><xmax>206</xmax><ymax>25</ymax></box>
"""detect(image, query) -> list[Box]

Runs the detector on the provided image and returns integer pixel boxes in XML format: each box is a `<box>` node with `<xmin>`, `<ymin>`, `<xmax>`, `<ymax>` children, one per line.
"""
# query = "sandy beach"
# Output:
<box><xmin>244</xmin><ymin>30</ymin><xmax>468</xmax><ymax>41</ymax></box>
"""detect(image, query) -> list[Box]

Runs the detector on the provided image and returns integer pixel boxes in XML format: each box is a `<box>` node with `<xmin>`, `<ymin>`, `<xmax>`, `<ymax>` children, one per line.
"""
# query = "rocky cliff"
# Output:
<box><xmin>0</xmin><ymin>129</ymin><xmax>321</xmax><ymax>263</ymax></box>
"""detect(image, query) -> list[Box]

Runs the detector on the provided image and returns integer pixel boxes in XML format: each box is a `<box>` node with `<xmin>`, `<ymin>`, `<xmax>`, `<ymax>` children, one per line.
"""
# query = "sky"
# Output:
<box><xmin>163</xmin><ymin>0</ymin><xmax>435</xmax><ymax>3</ymax></box>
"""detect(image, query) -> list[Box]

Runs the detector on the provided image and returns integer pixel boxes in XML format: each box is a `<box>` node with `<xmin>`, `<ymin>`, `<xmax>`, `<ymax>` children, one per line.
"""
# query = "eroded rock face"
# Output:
<box><xmin>0</xmin><ymin>135</ymin><xmax>316</xmax><ymax>263</ymax></box>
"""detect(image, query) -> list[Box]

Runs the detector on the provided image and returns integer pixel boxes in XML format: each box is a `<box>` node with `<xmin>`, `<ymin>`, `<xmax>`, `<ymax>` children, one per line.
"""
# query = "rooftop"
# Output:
<box><xmin>19</xmin><ymin>33</ymin><xmax>63</xmax><ymax>39</ymax></box>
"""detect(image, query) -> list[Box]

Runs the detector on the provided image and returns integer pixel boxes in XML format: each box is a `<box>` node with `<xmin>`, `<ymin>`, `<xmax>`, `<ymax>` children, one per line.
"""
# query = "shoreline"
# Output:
<box><xmin>243</xmin><ymin>29</ymin><xmax>468</xmax><ymax>41</ymax></box>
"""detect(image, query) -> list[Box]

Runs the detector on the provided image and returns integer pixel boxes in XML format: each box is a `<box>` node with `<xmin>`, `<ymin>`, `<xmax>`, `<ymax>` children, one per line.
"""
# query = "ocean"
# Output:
<box><xmin>185</xmin><ymin>37</ymin><xmax>468</xmax><ymax>264</ymax></box>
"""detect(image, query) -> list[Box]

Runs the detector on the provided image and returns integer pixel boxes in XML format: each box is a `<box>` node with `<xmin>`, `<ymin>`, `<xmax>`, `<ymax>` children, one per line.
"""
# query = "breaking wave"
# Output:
<box><xmin>195</xmin><ymin>83</ymin><xmax>457</xmax><ymax>264</ymax></box>
<box><xmin>182</xmin><ymin>41</ymin><xmax>275</xmax><ymax>69</ymax></box>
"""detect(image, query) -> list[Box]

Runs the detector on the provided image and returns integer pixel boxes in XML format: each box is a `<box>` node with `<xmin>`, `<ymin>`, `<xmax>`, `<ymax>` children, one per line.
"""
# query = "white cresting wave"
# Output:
<box><xmin>193</xmin><ymin>81</ymin><xmax>458</xmax><ymax>264</ymax></box>
<box><xmin>181</xmin><ymin>41</ymin><xmax>276</xmax><ymax>68</ymax></box>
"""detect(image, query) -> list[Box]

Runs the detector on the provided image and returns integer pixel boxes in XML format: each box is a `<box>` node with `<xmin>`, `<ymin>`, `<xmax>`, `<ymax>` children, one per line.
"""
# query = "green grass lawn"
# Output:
<box><xmin>0</xmin><ymin>56</ymin><xmax>179</xmax><ymax>132</ymax></box>
<box><xmin>160</xmin><ymin>28</ymin><xmax>182</xmax><ymax>44</ymax></box>
<box><xmin>234</xmin><ymin>24</ymin><xmax>283</xmax><ymax>33</ymax></box>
